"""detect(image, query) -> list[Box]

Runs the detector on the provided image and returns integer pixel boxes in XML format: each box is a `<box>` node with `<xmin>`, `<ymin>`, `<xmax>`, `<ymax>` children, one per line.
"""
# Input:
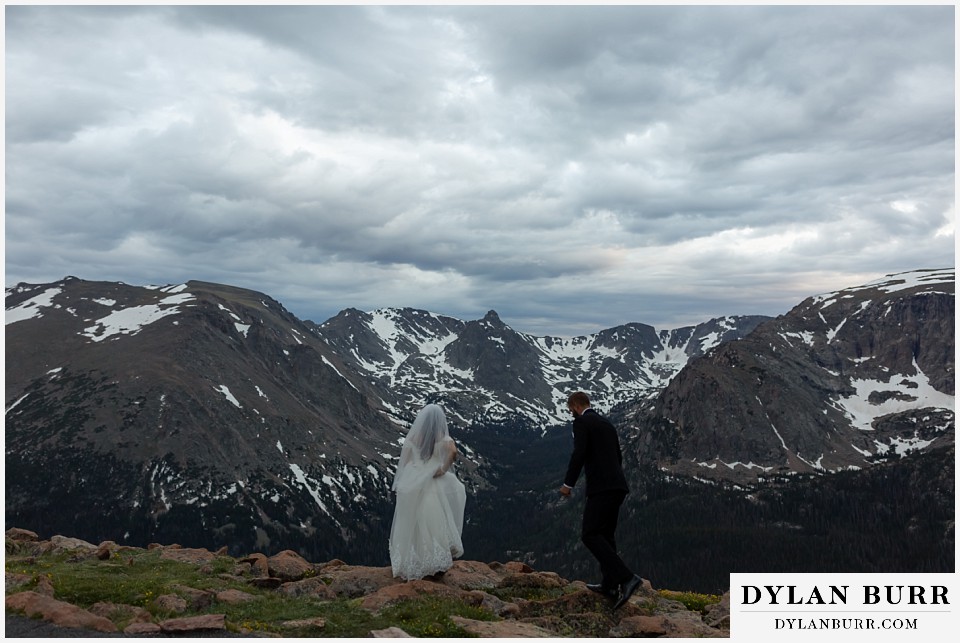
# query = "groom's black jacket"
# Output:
<box><xmin>563</xmin><ymin>408</ymin><xmax>629</xmax><ymax>497</ymax></box>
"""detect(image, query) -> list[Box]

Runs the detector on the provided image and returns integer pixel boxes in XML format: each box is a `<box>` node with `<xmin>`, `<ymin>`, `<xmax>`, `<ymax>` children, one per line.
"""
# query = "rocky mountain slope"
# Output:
<box><xmin>5</xmin><ymin>278</ymin><xmax>404</xmax><ymax>561</ymax></box>
<box><xmin>312</xmin><ymin>307</ymin><xmax>767</xmax><ymax>429</ymax></box>
<box><xmin>627</xmin><ymin>268</ymin><xmax>955</xmax><ymax>483</ymax></box>
<box><xmin>4</xmin><ymin>275</ymin><xmax>763</xmax><ymax>560</ymax></box>
<box><xmin>4</xmin><ymin>269</ymin><xmax>953</xmax><ymax>587</ymax></box>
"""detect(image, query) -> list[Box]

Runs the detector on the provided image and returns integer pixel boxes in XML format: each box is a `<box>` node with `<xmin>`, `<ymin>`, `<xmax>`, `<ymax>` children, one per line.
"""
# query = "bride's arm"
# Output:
<box><xmin>433</xmin><ymin>440</ymin><xmax>458</xmax><ymax>477</ymax></box>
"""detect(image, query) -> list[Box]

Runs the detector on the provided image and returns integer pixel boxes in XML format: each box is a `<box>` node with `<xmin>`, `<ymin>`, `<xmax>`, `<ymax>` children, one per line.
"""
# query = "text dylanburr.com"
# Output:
<box><xmin>730</xmin><ymin>573</ymin><xmax>957</xmax><ymax>641</ymax></box>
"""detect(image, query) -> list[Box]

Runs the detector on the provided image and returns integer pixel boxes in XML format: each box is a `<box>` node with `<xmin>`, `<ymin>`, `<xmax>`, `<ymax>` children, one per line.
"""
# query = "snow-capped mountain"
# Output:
<box><xmin>4</xmin><ymin>269</ymin><xmax>953</xmax><ymax>571</ymax></box>
<box><xmin>4</xmin><ymin>275</ymin><xmax>761</xmax><ymax>560</ymax></box>
<box><xmin>5</xmin><ymin>278</ymin><xmax>404</xmax><ymax>561</ymax></box>
<box><xmin>633</xmin><ymin>268</ymin><xmax>955</xmax><ymax>483</ymax></box>
<box><xmin>312</xmin><ymin>307</ymin><xmax>769</xmax><ymax>429</ymax></box>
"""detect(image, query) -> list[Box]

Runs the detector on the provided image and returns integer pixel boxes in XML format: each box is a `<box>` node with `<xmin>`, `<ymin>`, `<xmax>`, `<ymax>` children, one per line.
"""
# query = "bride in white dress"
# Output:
<box><xmin>388</xmin><ymin>404</ymin><xmax>467</xmax><ymax>580</ymax></box>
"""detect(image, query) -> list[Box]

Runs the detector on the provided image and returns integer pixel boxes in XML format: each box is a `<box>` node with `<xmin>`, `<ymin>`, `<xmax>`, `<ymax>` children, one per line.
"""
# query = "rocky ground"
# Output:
<box><xmin>5</xmin><ymin>528</ymin><xmax>729</xmax><ymax>638</ymax></box>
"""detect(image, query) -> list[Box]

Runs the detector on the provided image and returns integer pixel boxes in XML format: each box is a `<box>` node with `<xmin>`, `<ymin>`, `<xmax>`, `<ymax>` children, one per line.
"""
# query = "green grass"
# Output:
<box><xmin>5</xmin><ymin>548</ymin><xmax>494</xmax><ymax>636</ymax></box>
<box><xmin>656</xmin><ymin>589</ymin><xmax>722</xmax><ymax>614</ymax></box>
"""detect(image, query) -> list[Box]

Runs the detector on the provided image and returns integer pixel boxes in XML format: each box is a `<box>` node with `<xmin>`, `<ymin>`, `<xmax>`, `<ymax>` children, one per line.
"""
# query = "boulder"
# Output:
<box><xmin>512</xmin><ymin>588</ymin><xmax>618</xmax><ymax>619</ymax></box>
<box><xmin>267</xmin><ymin>549</ymin><xmax>313</xmax><ymax>581</ymax></box>
<box><xmin>279</xmin><ymin>617</ymin><xmax>327</xmax><ymax>630</ymax></box>
<box><xmin>704</xmin><ymin>590</ymin><xmax>731</xmax><ymax>629</ymax></box>
<box><xmin>124</xmin><ymin>622</ymin><xmax>163</xmax><ymax>635</ymax></box>
<box><xmin>95</xmin><ymin>541</ymin><xmax>117</xmax><ymax>560</ymax></box>
<box><xmin>5</xmin><ymin>591</ymin><xmax>118</xmax><ymax>633</ymax></box>
<box><xmin>609</xmin><ymin>612</ymin><xmax>725</xmax><ymax>638</ymax></box>
<box><xmin>449</xmin><ymin>615</ymin><xmax>556</xmax><ymax>637</ymax></box>
<box><xmin>466</xmin><ymin>590</ymin><xmax>521</xmax><ymax>617</ymax></box>
<box><xmin>318</xmin><ymin>558</ymin><xmax>348</xmax><ymax>570</ymax></box>
<box><xmin>6</xmin><ymin>528</ymin><xmax>39</xmax><ymax>542</ymax></box>
<box><xmin>89</xmin><ymin>601</ymin><xmax>153</xmax><ymax>624</ymax></box>
<box><xmin>370</xmin><ymin>626</ymin><xmax>413</xmax><ymax>637</ymax></box>
<box><xmin>499</xmin><ymin>570</ymin><xmax>566</xmax><ymax>590</ymax></box>
<box><xmin>43</xmin><ymin>535</ymin><xmax>97</xmax><ymax>556</ymax></box>
<box><xmin>153</xmin><ymin>593</ymin><xmax>188</xmax><ymax>613</ymax></box>
<box><xmin>169</xmin><ymin>584</ymin><xmax>214</xmax><ymax>610</ymax></box>
<box><xmin>239</xmin><ymin>552</ymin><xmax>270</xmax><ymax>577</ymax></box>
<box><xmin>360</xmin><ymin>579</ymin><xmax>478</xmax><ymax>613</ymax></box>
<box><xmin>216</xmin><ymin>588</ymin><xmax>259</xmax><ymax>604</ymax></box>
<box><xmin>502</xmin><ymin>561</ymin><xmax>534</xmax><ymax>574</ymax></box>
<box><xmin>440</xmin><ymin>560</ymin><xmax>502</xmax><ymax>590</ymax></box>
<box><xmin>321</xmin><ymin>565</ymin><xmax>402</xmax><ymax>598</ymax></box>
<box><xmin>159</xmin><ymin>613</ymin><xmax>226</xmax><ymax>632</ymax></box>
<box><xmin>278</xmin><ymin>576</ymin><xmax>337</xmax><ymax>600</ymax></box>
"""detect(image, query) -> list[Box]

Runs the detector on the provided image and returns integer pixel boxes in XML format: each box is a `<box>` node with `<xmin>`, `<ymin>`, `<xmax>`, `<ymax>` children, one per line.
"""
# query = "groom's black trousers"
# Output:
<box><xmin>581</xmin><ymin>490</ymin><xmax>632</xmax><ymax>588</ymax></box>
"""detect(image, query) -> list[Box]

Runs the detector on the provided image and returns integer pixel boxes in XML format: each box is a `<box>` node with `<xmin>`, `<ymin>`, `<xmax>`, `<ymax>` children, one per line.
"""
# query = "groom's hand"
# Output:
<box><xmin>559</xmin><ymin>486</ymin><xmax>571</xmax><ymax>497</ymax></box>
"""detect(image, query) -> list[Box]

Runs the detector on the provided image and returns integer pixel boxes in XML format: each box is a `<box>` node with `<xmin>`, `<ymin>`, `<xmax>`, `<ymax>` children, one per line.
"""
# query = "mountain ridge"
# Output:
<box><xmin>4</xmin><ymin>268</ymin><xmax>954</xmax><ymax>587</ymax></box>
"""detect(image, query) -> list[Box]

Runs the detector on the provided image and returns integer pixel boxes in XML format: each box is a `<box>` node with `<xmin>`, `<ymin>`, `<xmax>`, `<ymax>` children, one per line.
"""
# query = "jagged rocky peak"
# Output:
<box><xmin>640</xmin><ymin>268</ymin><xmax>955</xmax><ymax>483</ymax></box>
<box><xmin>312</xmin><ymin>302</ymin><xmax>770</xmax><ymax>428</ymax></box>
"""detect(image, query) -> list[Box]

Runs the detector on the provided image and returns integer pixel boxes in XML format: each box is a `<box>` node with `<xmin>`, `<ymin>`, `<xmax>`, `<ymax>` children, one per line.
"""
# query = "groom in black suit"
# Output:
<box><xmin>560</xmin><ymin>391</ymin><xmax>643</xmax><ymax>610</ymax></box>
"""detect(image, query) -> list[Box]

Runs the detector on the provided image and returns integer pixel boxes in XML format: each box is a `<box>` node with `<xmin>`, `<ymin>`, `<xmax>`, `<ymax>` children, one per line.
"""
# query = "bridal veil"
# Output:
<box><xmin>388</xmin><ymin>404</ymin><xmax>466</xmax><ymax>580</ymax></box>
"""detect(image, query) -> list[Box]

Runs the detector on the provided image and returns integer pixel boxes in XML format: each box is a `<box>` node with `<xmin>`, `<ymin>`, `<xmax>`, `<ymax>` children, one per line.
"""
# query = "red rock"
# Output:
<box><xmin>159</xmin><ymin>613</ymin><xmax>226</xmax><ymax>632</ymax></box>
<box><xmin>124</xmin><ymin>622</ymin><xmax>162</xmax><ymax>635</ymax></box>
<box><xmin>267</xmin><ymin>549</ymin><xmax>313</xmax><ymax>581</ymax></box>
<box><xmin>240</xmin><ymin>552</ymin><xmax>270</xmax><ymax>576</ymax></box>
<box><xmin>89</xmin><ymin>601</ymin><xmax>153</xmax><ymax>623</ymax></box>
<box><xmin>5</xmin><ymin>591</ymin><xmax>118</xmax><ymax>633</ymax></box>
<box><xmin>499</xmin><ymin>570</ymin><xmax>565</xmax><ymax>589</ymax></box>
<box><xmin>360</xmin><ymin>579</ymin><xmax>476</xmax><ymax>612</ymax></box>
<box><xmin>35</xmin><ymin>575</ymin><xmax>55</xmax><ymax>597</ymax></box>
<box><xmin>321</xmin><ymin>565</ymin><xmax>402</xmax><ymax>598</ymax></box>
<box><xmin>370</xmin><ymin>626</ymin><xmax>413</xmax><ymax>637</ymax></box>
<box><xmin>279</xmin><ymin>576</ymin><xmax>336</xmax><ymax>600</ymax></box>
<box><xmin>5</xmin><ymin>528</ymin><xmax>39</xmax><ymax>541</ymax></box>
<box><xmin>609</xmin><ymin>612</ymin><xmax>724</xmax><ymax>638</ymax></box>
<box><xmin>43</xmin><ymin>535</ymin><xmax>97</xmax><ymax>556</ymax></box>
<box><xmin>169</xmin><ymin>584</ymin><xmax>214</xmax><ymax>610</ymax></box>
<box><xmin>467</xmin><ymin>590</ymin><xmax>521</xmax><ymax>617</ymax></box>
<box><xmin>441</xmin><ymin>560</ymin><xmax>502</xmax><ymax>590</ymax></box>
<box><xmin>216</xmin><ymin>588</ymin><xmax>258</xmax><ymax>604</ymax></box>
<box><xmin>280</xmin><ymin>617</ymin><xmax>327</xmax><ymax>630</ymax></box>
<box><xmin>153</xmin><ymin>593</ymin><xmax>188</xmax><ymax>613</ymax></box>
<box><xmin>503</xmin><ymin>561</ymin><xmax>534</xmax><ymax>574</ymax></box>
<box><xmin>95</xmin><ymin>541</ymin><xmax>117</xmax><ymax>560</ymax></box>
<box><xmin>449</xmin><ymin>615</ymin><xmax>555</xmax><ymax>637</ymax></box>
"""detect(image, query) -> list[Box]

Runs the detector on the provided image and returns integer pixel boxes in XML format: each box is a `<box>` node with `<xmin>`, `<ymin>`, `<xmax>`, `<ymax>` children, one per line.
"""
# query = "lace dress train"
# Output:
<box><xmin>388</xmin><ymin>440</ymin><xmax>466</xmax><ymax>580</ymax></box>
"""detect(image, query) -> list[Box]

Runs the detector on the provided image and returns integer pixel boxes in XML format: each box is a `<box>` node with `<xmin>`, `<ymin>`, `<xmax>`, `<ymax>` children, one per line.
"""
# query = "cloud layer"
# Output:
<box><xmin>5</xmin><ymin>5</ymin><xmax>954</xmax><ymax>335</ymax></box>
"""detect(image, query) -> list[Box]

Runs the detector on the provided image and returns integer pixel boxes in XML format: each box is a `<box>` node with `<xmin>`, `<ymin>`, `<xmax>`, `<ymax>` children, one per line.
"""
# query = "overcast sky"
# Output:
<box><xmin>4</xmin><ymin>4</ymin><xmax>955</xmax><ymax>336</ymax></box>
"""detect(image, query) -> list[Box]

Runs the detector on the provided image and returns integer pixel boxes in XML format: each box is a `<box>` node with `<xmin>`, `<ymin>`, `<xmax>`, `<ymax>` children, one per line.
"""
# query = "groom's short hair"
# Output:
<box><xmin>568</xmin><ymin>391</ymin><xmax>590</xmax><ymax>408</ymax></box>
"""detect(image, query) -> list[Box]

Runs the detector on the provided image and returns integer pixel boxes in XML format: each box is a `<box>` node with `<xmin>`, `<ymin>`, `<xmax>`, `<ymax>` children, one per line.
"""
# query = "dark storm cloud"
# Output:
<box><xmin>4</xmin><ymin>4</ymin><xmax>954</xmax><ymax>336</ymax></box>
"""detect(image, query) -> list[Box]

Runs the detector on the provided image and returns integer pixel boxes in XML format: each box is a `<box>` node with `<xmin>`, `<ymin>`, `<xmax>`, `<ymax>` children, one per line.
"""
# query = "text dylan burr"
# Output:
<box><xmin>742</xmin><ymin>585</ymin><xmax>949</xmax><ymax>606</ymax></box>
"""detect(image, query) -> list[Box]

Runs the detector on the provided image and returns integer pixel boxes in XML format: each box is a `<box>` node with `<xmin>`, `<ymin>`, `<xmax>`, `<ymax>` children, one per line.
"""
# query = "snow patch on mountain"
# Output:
<box><xmin>214</xmin><ymin>384</ymin><xmax>242</xmax><ymax>409</ymax></box>
<box><xmin>5</xmin><ymin>287</ymin><xmax>63</xmax><ymax>325</ymax></box>
<box><xmin>81</xmin><ymin>293</ymin><xmax>196</xmax><ymax>342</ymax></box>
<box><xmin>832</xmin><ymin>359</ymin><xmax>954</xmax><ymax>432</ymax></box>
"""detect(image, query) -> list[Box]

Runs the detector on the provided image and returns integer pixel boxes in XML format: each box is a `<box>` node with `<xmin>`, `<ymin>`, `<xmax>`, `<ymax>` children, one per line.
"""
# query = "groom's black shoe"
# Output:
<box><xmin>586</xmin><ymin>583</ymin><xmax>618</xmax><ymax>599</ymax></box>
<box><xmin>613</xmin><ymin>574</ymin><xmax>643</xmax><ymax>610</ymax></box>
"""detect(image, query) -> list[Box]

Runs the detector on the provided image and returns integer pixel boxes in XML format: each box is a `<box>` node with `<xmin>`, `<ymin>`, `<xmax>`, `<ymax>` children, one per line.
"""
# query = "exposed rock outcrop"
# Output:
<box><xmin>4</xmin><ymin>528</ymin><xmax>730</xmax><ymax>638</ymax></box>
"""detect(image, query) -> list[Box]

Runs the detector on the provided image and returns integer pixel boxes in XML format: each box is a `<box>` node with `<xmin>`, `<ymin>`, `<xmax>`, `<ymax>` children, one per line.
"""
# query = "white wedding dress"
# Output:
<box><xmin>389</xmin><ymin>405</ymin><xmax>466</xmax><ymax>581</ymax></box>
